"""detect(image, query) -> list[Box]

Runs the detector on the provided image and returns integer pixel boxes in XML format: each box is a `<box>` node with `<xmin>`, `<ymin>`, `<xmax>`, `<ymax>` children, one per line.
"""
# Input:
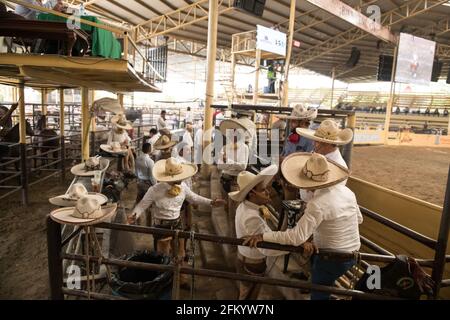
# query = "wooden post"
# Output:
<box><xmin>118</xmin><ymin>93</ymin><xmax>124</xmax><ymax>113</ymax></box>
<box><xmin>81</xmin><ymin>87</ymin><xmax>90</xmax><ymax>161</ymax></box>
<box><xmin>342</xmin><ymin>113</ymin><xmax>356</xmax><ymax>169</ymax></box>
<box><xmin>330</xmin><ymin>67</ymin><xmax>336</xmax><ymax>109</ymax></box>
<box><xmin>46</xmin><ymin>216</ymin><xmax>64</xmax><ymax>300</ymax></box>
<box><xmin>202</xmin><ymin>0</ymin><xmax>219</xmax><ymax>176</ymax></box>
<box><xmin>282</xmin><ymin>0</ymin><xmax>297</xmax><ymax>108</ymax></box>
<box><xmin>383</xmin><ymin>41</ymin><xmax>399</xmax><ymax>144</ymax></box>
<box><xmin>59</xmin><ymin>88</ymin><xmax>65</xmax><ymax>183</ymax></box>
<box><xmin>18</xmin><ymin>82</ymin><xmax>28</xmax><ymax>205</ymax></box>
<box><xmin>123</xmin><ymin>32</ymin><xmax>129</xmax><ymax>61</ymax></box>
<box><xmin>230</xmin><ymin>53</ymin><xmax>236</xmax><ymax>105</ymax></box>
<box><xmin>253</xmin><ymin>49</ymin><xmax>261</xmax><ymax>105</ymax></box>
<box><xmin>447</xmin><ymin>113</ymin><xmax>450</xmax><ymax>136</ymax></box>
<box><xmin>90</xmin><ymin>91</ymin><xmax>96</xmax><ymax>156</ymax></box>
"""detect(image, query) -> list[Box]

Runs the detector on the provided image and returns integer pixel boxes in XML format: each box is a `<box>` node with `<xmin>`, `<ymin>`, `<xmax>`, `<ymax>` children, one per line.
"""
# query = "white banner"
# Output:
<box><xmin>395</xmin><ymin>33</ymin><xmax>436</xmax><ymax>86</ymax></box>
<box><xmin>256</xmin><ymin>25</ymin><xmax>286</xmax><ymax>57</ymax></box>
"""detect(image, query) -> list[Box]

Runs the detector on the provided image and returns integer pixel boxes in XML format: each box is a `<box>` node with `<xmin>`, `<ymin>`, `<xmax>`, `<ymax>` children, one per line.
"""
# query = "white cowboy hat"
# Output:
<box><xmin>49</xmin><ymin>183</ymin><xmax>108</xmax><ymax>207</ymax></box>
<box><xmin>229</xmin><ymin>164</ymin><xmax>278</xmax><ymax>202</ymax></box>
<box><xmin>71</xmin><ymin>157</ymin><xmax>109</xmax><ymax>177</ymax></box>
<box><xmin>50</xmin><ymin>195</ymin><xmax>117</xmax><ymax>226</ymax></box>
<box><xmin>219</xmin><ymin>118</ymin><xmax>250</xmax><ymax>136</ymax></box>
<box><xmin>152</xmin><ymin>157</ymin><xmax>197</xmax><ymax>183</ymax></box>
<box><xmin>296</xmin><ymin>119</ymin><xmax>353</xmax><ymax>145</ymax></box>
<box><xmin>153</xmin><ymin>135</ymin><xmax>176</xmax><ymax>150</ymax></box>
<box><xmin>278</xmin><ymin>104</ymin><xmax>318</xmax><ymax>120</ymax></box>
<box><xmin>93</xmin><ymin>97</ymin><xmax>122</xmax><ymax>114</ymax></box>
<box><xmin>111</xmin><ymin>113</ymin><xmax>132</xmax><ymax>130</ymax></box>
<box><xmin>281</xmin><ymin>152</ymin><xmax>349</xmax><ymax>190</ymax></box>
<box><xmin>100</xmin><ymin>141</ymin><xmax>128</xmax><ymax>155</ymax></box>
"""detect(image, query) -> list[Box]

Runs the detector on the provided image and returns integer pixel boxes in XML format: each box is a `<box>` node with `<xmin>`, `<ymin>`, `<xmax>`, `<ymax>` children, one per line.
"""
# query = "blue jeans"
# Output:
<box><xmin>311</xmin><ymin>255</ymin><xmax>355</xmax><ymax>300</ymax></box>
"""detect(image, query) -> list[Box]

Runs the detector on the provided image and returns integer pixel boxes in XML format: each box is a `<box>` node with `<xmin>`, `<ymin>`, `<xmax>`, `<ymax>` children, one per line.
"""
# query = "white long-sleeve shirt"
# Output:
<box><xmin>236</xmin><ymin>201</ymin><xmax>286</xmax><ymax>259</ymax></box>
<box><xmin>265</xmin><ymin>184</ymin><xmax>363</xmax><ymax>252</ymax></box>
<box><xmin>107</xmin><ymin>130</ymin><xmax>131</xmax><ymax>145</ymax></box>
<box><xmin>217</xmin><ymin>143</ymin><xmax>249</xmax><ymax>176</ymax></box>
<box><xmin>157</xmin><ymin>117</ymin><xmax>167</xmax><ymax>131</ymax></box>
<box><xmin>134</xmin><ymin>181</ymin><xmax>211</xmax><ymax>220</ymax></box>
<box><xmin>15</xmin><ymin>0</ymin><xmax>56</xmax><ymax>20</ymax></box>
<box><xmin>135</xmin><ymin>153</ymin><xmax>156</xmax><ymax>184</ymax></box>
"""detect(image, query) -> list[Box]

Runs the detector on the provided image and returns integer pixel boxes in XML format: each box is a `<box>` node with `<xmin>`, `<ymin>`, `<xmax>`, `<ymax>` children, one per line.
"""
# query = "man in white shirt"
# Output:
<box><xmin>135</xmin><ymin>143</ymin><xmax>156</xmax><ymax>203</ymax></box>
<box><xmin>15</xmin><ymin>0</ymin><xmax>63</xmax><ymax>20</ymax></box>
<box><xmin>230</xmin><ymin>165</ymin><xmax>287</xmax><ymax>300</ymax></box>
<box><xmin>296</xmin><ymin>119</ymin><xmax>353</xmax><ymax>201</ymax></box>
<box><xmin>157</xmin><ymin>110</ymin><xmax>168</xmax><ymax>131</ymax></box>
<box><xmin>244</xmin><ymin>153</ymin><xmax>362</xmax><ymax>300</ymax></box>
<box><xmin>185</xmin><ymin>107</ymin><xmax>193</xmax><ymax>126</ymax></box>
<box><xmin>146</xmin><ymin>128</ymin><xmax>160</xmax><ymax>159</ymax></box>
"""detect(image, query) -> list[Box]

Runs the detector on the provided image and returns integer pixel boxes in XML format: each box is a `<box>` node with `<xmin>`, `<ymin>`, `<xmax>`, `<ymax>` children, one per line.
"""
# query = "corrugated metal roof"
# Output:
<box><xmin>79</xmin><ymin>0</ymin><xmax>450</xmax><ymax>82</ymax></box>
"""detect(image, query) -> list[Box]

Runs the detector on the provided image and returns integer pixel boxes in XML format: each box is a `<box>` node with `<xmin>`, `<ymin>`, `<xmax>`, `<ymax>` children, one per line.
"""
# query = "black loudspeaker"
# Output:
<box><xmin>345</xmin><ymin>47</ymin><xmax>361</xmax><ymax>68</ymax></box>
<box><xmin>233</xmin><ymin>0</ymin><xmax>266</xmax><ymax>17</ymax></box>
<box><xmin>446</xmin><ymin>66</ymin><xmax>450</xmax><ymax>84</ymax></box>
<box><xmin>431</xmin><ymin>58</ymin><xmax>443</xmax><ymax>82</ymax></box>
<box><xmin>377</xmin><ymin>55</ymin><xmax>394</xmax><ymax>81</ymax></box>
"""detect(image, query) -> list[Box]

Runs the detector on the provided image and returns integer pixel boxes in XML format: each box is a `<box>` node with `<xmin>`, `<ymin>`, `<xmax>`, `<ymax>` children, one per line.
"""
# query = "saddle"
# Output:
<box><xmin>355</xmin><ymin>255</ymin><xmax>435</xmax><ymax>299</ymax></box>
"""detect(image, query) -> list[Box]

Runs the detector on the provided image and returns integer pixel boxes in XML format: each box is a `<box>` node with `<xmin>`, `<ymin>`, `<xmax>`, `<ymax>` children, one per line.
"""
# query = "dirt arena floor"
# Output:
<box><xmin>0</xmin><ymin>145</ymin><xmax>449</xmax><ymax>299</ymax></box>
<box><xmin>352</xmin><ymin>145</ymin><xmax>450</xmax><ymax>206</ymax></box>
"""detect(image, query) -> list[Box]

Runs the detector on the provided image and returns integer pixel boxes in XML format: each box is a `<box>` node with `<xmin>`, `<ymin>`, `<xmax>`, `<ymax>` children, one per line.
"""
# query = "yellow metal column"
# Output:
<box><xmin>330</xmin><ymin>67</ymin><xmax>336</xmax><ymax>109</ymax></box>
<box><xmin>81</xmin><ymin>87</ymin><xmax>90</xmax><ymax>161</ymax></box>
<box><xmin>18</xmin><ymin>82</ymin><xmax>26</xmax><ymax>144</ymax></box>
<box><xmin>41</xmin><ymin>88</ymin><xmax>47</xmax><ymax>116</ymax></box>
<box><xmin>203</xmin><ymin>0</ymin><xmax>218</xmax><ymax>148</ymax></box>
<box><xmin>90</xmin><ymin>90</ymin><xmax>96</xmax><ymax>132</ymax></box>
<box><xmin>383</xmin><ymin>42</ymin><xmax>399</xmax><ymax>144</ymax></box>
<box><xmin>253</xmin><ymin>49</ymin><xmax>261</xmax><ymax>105</ymax></box>
<box><xmin>59</xmin><ymin>89</ymin><xmax>65</xmax><ymax>136</ymax></box>
<box><xmin>282</xmin><ymin>0</ymin><xmax>297</xmax><ymax>108</ymax></box>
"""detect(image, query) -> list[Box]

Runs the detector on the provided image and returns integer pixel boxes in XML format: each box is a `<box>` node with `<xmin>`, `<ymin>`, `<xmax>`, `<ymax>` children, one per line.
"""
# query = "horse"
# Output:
<box><xmin>33</xmin><ymin>115</ymin><xmax>60</xmax><ymax>169</ymax></box>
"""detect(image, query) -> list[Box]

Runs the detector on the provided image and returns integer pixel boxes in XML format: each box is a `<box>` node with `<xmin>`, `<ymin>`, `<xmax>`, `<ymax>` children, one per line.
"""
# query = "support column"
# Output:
<box><xmin>282</xmin><ymin>0</ymin><xmax>297</xmax><ymax>108</ymax></box>
<box><xmin>81</xmin><ymin>87</ymin><xmax>90</xmax><ymax>161</ymax></box>
<box><xmin>202</xmin><ymin>0</ymin><xmax>219</xmax><ymax>176</ymax></box>
<box><xmin>383</xmin><ymin>42</ymin><xmax>399</xmax><ymax>145</ymax></box>
<box><xmin>330</xmin><ymin>67</ymin><xmax>336</xmax><ymax>109</ymax></box>
<box><xmin>253</xmin><ymin>49</ymin><xmax>261</xmax><ymax>105</ymax></box>
<box><xmin>41</xmin><ymin>88</ymin><xmax>47</xmax><ymax>116</ymax></box>
<box><xmin>90</xmin><ymin>91</ymin><xmax>96</xmax><ymax>156</ymax></box>
<box><xmin>18</xmin><ymin>81</ymin><xmax>28</xmax><ymax>205</ymax></box>
<box><xmin>230</xmin><ymin>53</ymin><xmax>236</xmax><ymax>105</ymax></box>
<box><xmin>447</xmin><ymin>113</ymin><xmax>450</xmax><ymax>136</ymax></box>
<box><xmin>59</xmin><ymin>88</ymin><xmax>65</xmax><ymax>183</ymax></box>
<box><xmin>118</xmin><ymin>93</ymin><xmax>124</xmax><ymax>113</ymax></box>
<box><xmin>342</xmin><ymin>113</ymin><xmax>356</xmax><ymax>169</ymax></box>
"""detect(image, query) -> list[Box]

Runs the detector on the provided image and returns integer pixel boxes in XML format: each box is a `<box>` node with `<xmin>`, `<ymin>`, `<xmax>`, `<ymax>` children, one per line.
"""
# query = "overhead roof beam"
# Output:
<box><xmin>293</xmin><ymin>0</ymin><xmax>449</xmax><ymax>67</ymax></box>
<box><xmin>134</xmin><ymin>0</ymin><xmax>234</xmax><ymax>42</ymax></box>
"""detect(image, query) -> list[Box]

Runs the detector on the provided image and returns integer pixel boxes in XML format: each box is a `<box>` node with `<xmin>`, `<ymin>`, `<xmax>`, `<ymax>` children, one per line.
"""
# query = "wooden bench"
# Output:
<box><xmin>0</xmin><ymin>18</ymin><xmax>86</xmax><ymax>56</ymax></box>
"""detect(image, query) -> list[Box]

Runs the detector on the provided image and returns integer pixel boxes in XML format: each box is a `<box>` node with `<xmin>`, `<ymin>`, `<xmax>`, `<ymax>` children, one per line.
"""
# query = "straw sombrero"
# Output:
<box><xmin>100</xmin><ymin>141</ymin><xmax>128</xmax><ymax>155</ymax></box>
<box><xmin>281</xmin><ymin>152</ymin><xmax>349</xmax><ymax>190</ymax></box>
<box><xmin>229</xmin><ymin>164</ymin><xmax>278</xmax><ymax>202</ymax></box>
<box><xmin>219</xmin><ymin>118</ymin><xmax>249</xmax><ymax>136</ymax></box>
<box><xmin>278</xmin><ymin>104</ymin><xmax>318</xmax><ymax>120</ymax></box>
<box><xmin>50</xmin><ymin>195</ymin><xmax>117</xmax><ymax>226</ymax></box>
<box><xmin>71</xmin><ymin>157</ymin><xmax>109</xmax><ymax>177</ymax></box>
<box><xmin>93</xmin><ymin>97</ymin><xmax>122</xmax><ymax>114</ymax></box>
<box><xmin>152</xmin><ymin>157</ymin><xmax>197</xmax><ymax>183</ymax></box>
<box><xmin>49</xmin><ymin>183</ymin><xmax>108</xmax><ymax>207</ymax></box>
<box><xmin>153</xmin><ymin>135</ymin><xmax>176</xmax><ymax>150</ymax></box>
<box><xmin>111</xmin><ymin>113</ymin><xmax>132</xmax><ymax>130</ymax></box>
<box><xmin>296</xmin><ymin>119</ymin><xmax>353</xmax><ymax>145</ymax></box>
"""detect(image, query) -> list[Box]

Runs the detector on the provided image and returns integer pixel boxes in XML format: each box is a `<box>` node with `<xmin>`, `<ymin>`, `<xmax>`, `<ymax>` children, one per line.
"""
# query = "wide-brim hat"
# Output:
<box><xmin>111</xmin><ymin>114</ymin><xmax>133</xmax><ymax>130</ymax></box>
<box><xmin>93</xmin><ymin>97</ymin><xmax>122</xmax><ymax>114</ymax></box>
<box><xmin>100</xmin><ymin>144</ymin><xmax>128</xmax><ymax>155</ymax></box>
<box><xmin>50</xmin><ymin>203</ymin><xmax>117</xmax><ymax>226</ymax></box>
<box><xmin>296</xmin><ymin>119</ymin><xmax>353</xmax><ymax>145</ymax></box>
<box><xmin>152</xmin><ymin>158</ymin><xmax>198</xmax><ymax>182</ymax></box>
<box><xmin>278</xmin><ymin>104</ymin><xmax>318</xmax><ymax>120</ymax></box>
<box><xmin>49</xmin><ymin>192</ymin><xmax>108</xmax><ymax>207</ymax></box>
<box><xmin>153</xmin><ymin>135</ymin><xmax>177</xmax><ymax>150</ymax></box>
<box><xmin>281</xmin><ymin>152</ymin><xmax>349</xmax><ymax>190</ymax></box>
<box><xmin>229</xmin><ymin>164</ymin><xmax>278</xmax><ymax>202</ymax></box>
<box><xmin>219</xmin><ymin>118</ymin><xmax>250</xmax><ymax>136</ymax></box>
<box><xmin>71</xmin><ymin>158</ymin><xmax>109</xmax><ymax>177</ymax></box>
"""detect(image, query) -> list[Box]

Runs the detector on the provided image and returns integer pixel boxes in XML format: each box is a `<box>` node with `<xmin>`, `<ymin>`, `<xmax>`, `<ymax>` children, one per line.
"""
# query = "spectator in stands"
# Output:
<box><xmin>444</xmin><ymin>109</ymin><xmax>449</xmax><ymax>117</ymax></box>
<box><xmin>244</xmin><ymin>153</ymin><xmax>362</xmax><ymax>300</ymax></box>
<box><xmin>395</xmin><ymin>107</ymin><xmax>401</xmax><ymax>114</ymax></box>
<box><xmin>157</xmin><ymin>110</ymin><xmax>168</xmax><ymax>131</ymax></box>
<box><xmin>15</xmin><ymin>0</ymin><xmax>64</xmax><ymax>20</ymax></box>
<box><xmin>434</xmin><ymin>108</ymin><xmax>440</xmax><ymax>117</ymax></box>
<box><xmin>425</xmin><ymin>107</ymin><xmax>431</xmax><ymax>116</ymax></box>
<box><xmin>267</xmin><ymin>62</ymin><xmax>276</xmax><ymax>94</ymax></box>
